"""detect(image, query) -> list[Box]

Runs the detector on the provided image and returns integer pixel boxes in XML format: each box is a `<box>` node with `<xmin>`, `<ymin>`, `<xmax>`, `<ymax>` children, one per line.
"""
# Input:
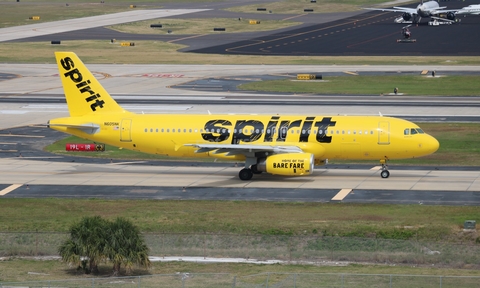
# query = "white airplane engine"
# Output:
<box><xmin>446</xmin><ymin>12</ymin><xmax>456</xmax><ymax>20</ymax></box>
<box><xmin>402</xmin><ymin>12</ymin><xmax>412</xmax><ymax>21</ymax></box>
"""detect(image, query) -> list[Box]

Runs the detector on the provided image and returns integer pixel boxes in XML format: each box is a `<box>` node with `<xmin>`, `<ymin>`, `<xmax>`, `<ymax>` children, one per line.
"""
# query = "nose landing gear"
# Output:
<box><xmin>380</xmin><ymin>159</ymin><xmax>390</xmax><ymax>179</ymax></box>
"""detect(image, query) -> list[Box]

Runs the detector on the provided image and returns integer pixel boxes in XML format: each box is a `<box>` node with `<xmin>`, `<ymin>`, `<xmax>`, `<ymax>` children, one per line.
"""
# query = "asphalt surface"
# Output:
<box><xmin>191</xmin><ymin>6</ymin><xmax>480</xmax><ymax>56</ymax></box>
<box><xmin>5</xmin><ymin>0</ymin><xmax>480</xmax><ymax>56</ymax></box>
<box><xmin>1</xmin><ymin>123</ymin><xmax>469</xmax><ymax>205</ymax></box>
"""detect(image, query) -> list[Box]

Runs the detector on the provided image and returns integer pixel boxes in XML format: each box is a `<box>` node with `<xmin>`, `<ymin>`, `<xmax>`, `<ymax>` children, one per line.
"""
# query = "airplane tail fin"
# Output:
<box><xmin>55</xmin><ymin>52</ymin><xmax>126</xmax><ymax>117</ymax></box>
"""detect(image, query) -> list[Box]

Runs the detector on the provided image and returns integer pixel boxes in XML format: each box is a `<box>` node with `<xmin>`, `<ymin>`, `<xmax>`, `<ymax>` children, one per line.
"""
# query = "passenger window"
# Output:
<box><xmin>161</xmin><ymin>129</ymin><xmax>164</xmax><ymax>133</ymax></box>
<box><xmin>144</xmin><ymin>128</ymin><xmax>147</xmax><ymax>132</ymax></box>
<box><xmin>156</xmin><ymin>128</ymin><xmax>158</xmax><ymax>132</ymax></box>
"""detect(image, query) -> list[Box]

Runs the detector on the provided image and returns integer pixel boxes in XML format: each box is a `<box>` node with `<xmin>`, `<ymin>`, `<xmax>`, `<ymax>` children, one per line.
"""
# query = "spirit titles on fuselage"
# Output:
<box><xmin>202</xmin><ymin>116</ymin><xmax>336</xmax><ymax>144</ymax></box>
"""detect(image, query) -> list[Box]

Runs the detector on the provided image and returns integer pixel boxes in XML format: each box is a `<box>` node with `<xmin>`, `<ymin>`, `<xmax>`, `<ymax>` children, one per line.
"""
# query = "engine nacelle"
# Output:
<box><xmin>256</xmin><ymin>153</ymin><xmax>314</xmax><ymax>176</ymax></box>
<box><xmin>446</xmin><ymin>12</ymin><xmax>456</xmax><ymax>20</ymax></box>
<box><xmin>402</xmin><ymin>12</ymin><xmax>412</xmax><ymax>21</ymax></box>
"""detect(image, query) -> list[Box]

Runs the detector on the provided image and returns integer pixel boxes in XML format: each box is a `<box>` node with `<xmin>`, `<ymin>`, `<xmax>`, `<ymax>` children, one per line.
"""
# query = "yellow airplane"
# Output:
<box><xmin>49</xmin><ymin>52</ymin><xmax>439</xmax><ymax>180</ymax></box>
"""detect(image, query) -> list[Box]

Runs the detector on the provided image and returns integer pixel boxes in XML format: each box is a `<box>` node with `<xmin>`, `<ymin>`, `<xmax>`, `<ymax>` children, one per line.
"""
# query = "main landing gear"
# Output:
<box><xmin>380</xmin><ymin>159</ymin><xmax>390</xmax><ymax>179</ymax></box>
<box><xmin>239</xmin><ymin>168</ymin><xmax>253</xmax><ymax>181</ymax></box>
<box><xmin>238</xmin><ymin>164</ymin><xmax>262</xmax><ymax>181</ymax></box>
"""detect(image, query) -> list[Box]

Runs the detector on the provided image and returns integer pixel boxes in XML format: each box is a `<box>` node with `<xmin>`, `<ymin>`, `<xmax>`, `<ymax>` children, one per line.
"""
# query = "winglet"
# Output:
<box><xmin>55</xmin><ymin>52</ymin><xmax>126</xmax><ymax>117</ymax></box>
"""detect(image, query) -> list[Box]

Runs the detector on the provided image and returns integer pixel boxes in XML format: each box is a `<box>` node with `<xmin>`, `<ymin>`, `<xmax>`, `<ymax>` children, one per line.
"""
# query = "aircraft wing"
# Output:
<box><xmin>430</xmin><ymin>16</ymin><xmax>455</xmax><ymax>23</ymax></box>
<box><xmin>430</xmin><ymin>9</ymin><xmax>458</xmax><ymax>15</ymax></box>
<box><xmin>185</xmin><ymin>143</ymin><xmax>304</xmax><ymax>156</ymax></box>
<box><xmin>364</xmin><ymin>7</ymin><xmax>417</xmax><ymax>14</ymax></box>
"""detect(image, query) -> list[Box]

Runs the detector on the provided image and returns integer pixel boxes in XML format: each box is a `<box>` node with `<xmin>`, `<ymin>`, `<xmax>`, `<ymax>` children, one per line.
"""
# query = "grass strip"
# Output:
<box><xmin>238</xmin><ymin>75</ymin><xmax>480</xmax><ymax>96</ymax></box>
<box><xmin>1</xmin><ymin>40</ymin><xmax>480</xmax><ymax>65</ymax></box>
<box><xmin>1</xmin><ymin>198</ymin><xmax>479</xmax><ymax>243</ymax></box>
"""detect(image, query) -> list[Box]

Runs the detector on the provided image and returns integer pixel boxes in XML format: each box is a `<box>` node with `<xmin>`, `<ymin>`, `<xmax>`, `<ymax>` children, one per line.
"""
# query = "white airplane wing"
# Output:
<box><xmin>430</xmin><ymin>9</ymin><xmax>458</xmax><ymax>15</ymax></box>
<box><xmin>185</xmin><ymin>143</ymin><xmax>304</xmax><ymax>156</ymax></box>
<box><xmin>364</xmin><ymin>7</ymin><xmax>417</xmax><ymax>14</ymax></box>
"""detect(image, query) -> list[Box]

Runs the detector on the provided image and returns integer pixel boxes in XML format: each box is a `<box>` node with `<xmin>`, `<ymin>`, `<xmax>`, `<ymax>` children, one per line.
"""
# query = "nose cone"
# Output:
<box><xmin>424</xmin><ymin>135</ymin><xmax>440</xmax><ymax>155</ymax></box>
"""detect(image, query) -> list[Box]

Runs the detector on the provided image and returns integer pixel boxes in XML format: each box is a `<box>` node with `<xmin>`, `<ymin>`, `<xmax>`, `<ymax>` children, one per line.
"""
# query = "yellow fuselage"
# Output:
<box><xmin>50</xmin><ymin>113</ymin><xmax>439</xmax><ymax>163</ymax></box>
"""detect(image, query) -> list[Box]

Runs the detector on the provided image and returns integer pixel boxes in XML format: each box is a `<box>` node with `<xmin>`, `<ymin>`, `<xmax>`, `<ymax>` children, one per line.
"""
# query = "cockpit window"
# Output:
<box><xmin>404</xmin><ymin>128</ymin><xmax>409</xmax><ymax>135</ymax></box>
<box><xmin>410</xmin><ymin>128</ymin><xmax>418</xmax><ymax>135</ymax></box>
<box><xmin>417</xmin><ymin>128</ymin><xmax>425</xmax><ymax>134</ymax></box>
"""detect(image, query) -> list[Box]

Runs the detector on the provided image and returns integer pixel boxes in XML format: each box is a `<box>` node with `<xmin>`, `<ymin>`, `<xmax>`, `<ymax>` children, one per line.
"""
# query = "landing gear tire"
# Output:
<box><xmin>251</xmin><ymin>164</ymin><xmax>262</xmax><ymax>174</ymax></box>
<box><xmin>239</xmin><ymin>168</ymin><xmax>253</xmax><ymax>180</ymax></box>
<box><xmin>380</xmin><ymin>170</ymin><xmax>390</xmax><ymax>179</ymax></box>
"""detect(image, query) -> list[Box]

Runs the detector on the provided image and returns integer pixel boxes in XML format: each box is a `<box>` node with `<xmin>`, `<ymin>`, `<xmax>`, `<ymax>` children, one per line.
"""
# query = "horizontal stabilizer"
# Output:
<box><xmin>48</xmin><ymin>122</ymin><xmax>100</xmax><ymax>134</ymax></box>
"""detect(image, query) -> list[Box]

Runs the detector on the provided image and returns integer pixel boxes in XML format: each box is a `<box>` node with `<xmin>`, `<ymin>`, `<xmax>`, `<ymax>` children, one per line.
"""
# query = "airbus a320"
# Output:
<box><xmin>49</xmin><ymin>52</ymin><xmax>439</xmax><ymax>180</ymax></box>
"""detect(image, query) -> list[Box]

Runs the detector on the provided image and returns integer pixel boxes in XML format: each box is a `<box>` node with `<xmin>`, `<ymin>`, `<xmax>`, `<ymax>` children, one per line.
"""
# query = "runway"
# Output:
<box><xmin>0</xmin><ymin>125</ymin><xmax>479</xmax><ymax>205</ymax></box>
<box><xmin>1</xmin><ymin>156</ymin><xmax>480</xmax><ymax>205</ymax></box>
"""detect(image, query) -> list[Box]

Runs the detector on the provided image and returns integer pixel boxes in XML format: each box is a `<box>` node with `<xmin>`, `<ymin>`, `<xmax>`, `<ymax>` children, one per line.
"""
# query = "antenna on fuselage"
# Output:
<box><xmin>379</xmin><ymin>111</ymin><xmax>383</xmax><ymax>117</ymax></box>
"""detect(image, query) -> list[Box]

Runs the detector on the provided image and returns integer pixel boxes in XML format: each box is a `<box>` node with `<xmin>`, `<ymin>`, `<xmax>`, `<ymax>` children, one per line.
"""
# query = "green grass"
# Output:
<box><xmin>0</xmin><ymin>2</ymin><xmax>139</xmax><ymax>29</ymax></box>
<box><xmin>2</xmin><ymin>260</ymin><xmax>480</xmax><ymax>283</ymax></box>
<box><xmin>2</xmin><ymin>39</ymin><xmax>480</xmax><ymax>65</ymax></box>
<box><xmin>108</xmin><ymin>18</ymin><xmax>301</xmax><ymax>35</ymax></box>
<box><xmin>238</xmin><ymin>75</ymin><xmax>480</xmax><ymax>96</ymax></box>
<box><xmin>225</xmin><ymin>0</ymin><xmax>392</xmax><ymax>14</ymax></box>
<box><xmin>0</xmin><ymin>199</ymin><xmax>479</xmax><ymax>242</ymax></box>
<box><xmin>0</xmin><ymin>0</ymin><xmax>222</xmax><ymax>28</ymax></box>
<box><xmin>46</xmin><ymin>135</ymin><xmax>219</xmax><ymax>162</ymax></box>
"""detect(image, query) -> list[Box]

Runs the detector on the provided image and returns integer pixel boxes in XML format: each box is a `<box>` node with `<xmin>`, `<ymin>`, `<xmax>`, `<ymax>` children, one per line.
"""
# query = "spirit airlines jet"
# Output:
<box><xmin>365</xmin><ymin>0</ymin><xmax>458</xmax><ymax>23</ymax></box>
<box><xmin>48</xmin><ymin>52</ymin><xmax>439</xmax><ymax>180</ymax></box>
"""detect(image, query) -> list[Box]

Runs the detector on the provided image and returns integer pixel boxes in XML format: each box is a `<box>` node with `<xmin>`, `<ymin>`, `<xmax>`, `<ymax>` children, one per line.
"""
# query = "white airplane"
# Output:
<box><xmin>456</xmin><ymin>4</ymin><xmax>480</xmax><ymax>16</ymax></box>
<box><xmin>364</xmin><ymin>0</ymin><xmax>458</xmax><ymax>24</ymax></box>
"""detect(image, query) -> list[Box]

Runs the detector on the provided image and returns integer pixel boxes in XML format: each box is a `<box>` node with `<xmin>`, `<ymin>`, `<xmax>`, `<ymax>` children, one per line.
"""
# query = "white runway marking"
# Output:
<box><xmin>331</xmin><ymin>189</ymin><xmax>353</xmax><ymax>201</ymax></box>
<box><xmin>0</xmin><ymin>184</ymin><xmax>22</xmax><ymax>196</ymax></box>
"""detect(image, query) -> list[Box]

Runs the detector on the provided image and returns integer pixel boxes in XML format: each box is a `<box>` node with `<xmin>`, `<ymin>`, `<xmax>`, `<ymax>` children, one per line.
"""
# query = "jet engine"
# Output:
<box><xmin>256</xmin><ymin>153</ymin><xmax>314</xmax><ymax>176</ymax></box>
<box><xmin>446</xmin><ymin>12</ymin><xmax>456</xmax><ymax>20</ymax></box>
<box><xmin>402</xmin><ymin>12</ymin><xmax>412</xmax><ymax>21</ymax></box>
